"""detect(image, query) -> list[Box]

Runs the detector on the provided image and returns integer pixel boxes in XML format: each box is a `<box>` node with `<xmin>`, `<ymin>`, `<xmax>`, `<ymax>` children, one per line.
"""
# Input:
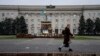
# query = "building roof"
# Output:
<box><xmin>0</xmin><ymin>5</ymin><xmax>100</xmax><ymax>11</ymax></box>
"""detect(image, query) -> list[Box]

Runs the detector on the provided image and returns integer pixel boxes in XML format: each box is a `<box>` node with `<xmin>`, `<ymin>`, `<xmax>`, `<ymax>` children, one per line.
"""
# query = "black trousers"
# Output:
<box><xmin>64</xmin><ymin>43</ymin><xmax>69</xmax><ymax>47</ymax></box>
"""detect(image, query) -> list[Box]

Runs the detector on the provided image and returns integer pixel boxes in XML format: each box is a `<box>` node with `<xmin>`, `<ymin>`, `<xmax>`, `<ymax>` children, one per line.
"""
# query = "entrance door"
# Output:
<box><xmin>41</xmin><ymin>21</ymin><xmax>52</xmax><ymax>34</ymax></box>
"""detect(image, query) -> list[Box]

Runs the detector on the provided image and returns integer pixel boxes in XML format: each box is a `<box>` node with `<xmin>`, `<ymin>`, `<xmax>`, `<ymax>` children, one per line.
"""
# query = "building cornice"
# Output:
<box><xmin>0</xmin><ymin>5</ymin><xmax>100</xmax><ymax>11</ymax></box>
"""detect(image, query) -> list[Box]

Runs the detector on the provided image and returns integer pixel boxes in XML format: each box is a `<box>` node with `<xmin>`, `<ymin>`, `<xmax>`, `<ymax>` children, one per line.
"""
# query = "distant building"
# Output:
<box><xmin>0</xmin><ymin>5</ymin><xmax>100</xmax><ymax>35</ymax></box>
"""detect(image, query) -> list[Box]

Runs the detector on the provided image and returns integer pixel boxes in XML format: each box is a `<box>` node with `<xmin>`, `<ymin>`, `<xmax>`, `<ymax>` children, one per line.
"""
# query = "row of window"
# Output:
<box><xmin>1</xmin><ymin>13</ymin><xmax>14</xmax><ymax>17</ymax></box>
<box><xmin>24</xmin><ymin>14</ymin><xmax>79</xmax><ymax>18</ymax></box>
<box><xmin>25</xmin><ymin>18</ymin><xmax>77</xmax><ymax>23</ymax></box>
<box><xmin>88</xmin><ymin>13</ymin><xmax>100</xmax><ymax>17</ymax></box>
<box><xmin>1</xmin><ymin>12</ymin><xmax>100</xmax><ymax>17</ymax></box>
<box><xmin>30</xmin><ymin>24</ymin><xmax>77</xmax><ymax>29</ymax></box>
<box><xmin>30</xmin><ymin>28</ymin><xmax>77</xmax><ymax>34</ymax></box>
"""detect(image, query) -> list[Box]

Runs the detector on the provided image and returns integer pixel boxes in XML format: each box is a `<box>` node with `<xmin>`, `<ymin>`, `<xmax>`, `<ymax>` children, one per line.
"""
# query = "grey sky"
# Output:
<box><xmin>0</xmin><ymin>0</ymin><xmax>100</xmax><ymax>5</ymax></box>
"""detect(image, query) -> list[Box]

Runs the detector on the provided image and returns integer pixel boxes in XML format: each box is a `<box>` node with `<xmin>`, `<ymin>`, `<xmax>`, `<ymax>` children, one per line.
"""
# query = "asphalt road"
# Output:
<box><xmin>0</xmin><ymin>38</ymin><xmax>100</xmax><ymax>53</ymax></box>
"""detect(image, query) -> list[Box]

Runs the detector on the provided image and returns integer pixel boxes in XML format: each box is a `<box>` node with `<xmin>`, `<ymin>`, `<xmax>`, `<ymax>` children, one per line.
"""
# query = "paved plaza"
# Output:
<box><xmin>0</xmin><ymin>38</ymin><xmax>100</xmax><ymax>53</ymax></box>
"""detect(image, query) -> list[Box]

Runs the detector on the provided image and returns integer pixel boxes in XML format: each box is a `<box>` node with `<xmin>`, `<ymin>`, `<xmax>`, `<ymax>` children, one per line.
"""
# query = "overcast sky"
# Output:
<box><xmin>0</xmin><ymin>0</ymin><xmax>100</xmax><ymax>5</ymax></box>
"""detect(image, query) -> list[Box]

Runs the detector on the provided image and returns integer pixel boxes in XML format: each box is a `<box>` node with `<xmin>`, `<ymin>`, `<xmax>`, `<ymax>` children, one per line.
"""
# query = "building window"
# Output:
<box><xmin>38</xmin><ymin>24</ymin><xmax>40</xmax><ymax>27</ymax></box>
<box><xmin>67</xmin><ymin>19</ymin><xmax>70</xmax><ymax>22</ymax></box>
<box><xmin>74</xmin><ymin>24</ymin><xmax>76</xmax><ymax>28</ymax></box>
<box><xmin>55</xmin><ymin>24</ymin><xmax>58</xmax><ymax>29</ymax></box>
<box><xmin>31</xmin><ymin>31</ymin><xmax>34</xmax><ymax>34</ymax></box>
<box><xmin>49</xmin><ymin>13</ymin><xmax>52</xmax><ymax>17</ymax></box>
<box><xmin>31</xmin><ymin>24</ymin><xmax>34</xmax><ymax>28</ymax></box>
<box><xmin>26</xmin><ymin>14</ymin><xmax>28</xmax><ymax>17</ymax></box>
<box><xmin>31</xmin><ymin>27</ymin><xmax>34</xmax><ymax>34</ymax></box>
<box><xmin>31</xmin><ymin>19</ymin><xmax>34</xmax><ymax>22</ymax></box>
<box><xmin>7</xmin><ymin>13</ymin><xmax>9</xmax><ymax>15</ymax></box>
<box><xmin>55</xmin><ymin>29</ymin><xmax>58</xmax><ymax>34</ymax></box>
<box><xmin>38</xmin><ymin>19</ymin><xmax>40</xmax><ymax>22</ymax></box>
<box><xmin>98</xmin><ymin>13</ymin><xmax>100</xmax><ymax>16</ymax></box>
<box><xmin>2</xmin><ymin>18</ymin><xmax>5</xmax><ymax>20</ymax></box>
<box><xmin>56</xmin><ymin>19</ymin><xmax>58</xmax><ymax>22</ymax></box>
<box><xmin>11</xmin><ymin>13</ymin><xmax>14</xmax><ymax>16</ymax></box>
<box><xmin>11</xmin><ymin>13</ymin><xmax>13</xmax><ymax>15</ymax></box>
<box><xmin>88</xmin><ymin>13</ymin><xmax>91</xmax><ymax>16</ymax></box>
<box><xmin>48</xmin><ymin>16</ymin><xmax>52</xmax><ymax>21</ymax></box>
<box><xmin>73</xmin><ymin>29</ymin><xmax>76</xmax><ymax>34</ymax></box>
<box><xmin>2</xmin><ymin>13</ymin><xmax>5</xmax><ymax>17</ymax></box>
<box><xmin>93</xmin><ymin>13</ymin><xmax>95</xmax><ymax>17</ymax></box>
<box><xmin>29</xmin><ymin>13</ymin><xmax>32</xmax><ymax>16</ymax></box>
<box><xmin>37</xmin><ymin>28</ymin><xmax>41</xmax><ymax>33</ymax></box>
<box><xmin>54</xmin><ymin>14</ymin><xmax>58</xmax><ymax>17</ymax></box>
<box><xmin>62</xmin><ymin>13</ymin><xmax>65</xmax><ymax>16</ymax></box>
<box><xmin>73</xmin><ymin>14</ymin><xmax>76</xmax><ymax>17</ymax></box>
<box><xmin>61</xmin><ymin>25</ymin><xmax>64</xmax><ymax>28</ymax></box>
<box><xmin>73</xmin><ymin>19</ymin><xmax>76</xmax><ymax>22</ymax></box>
<box><xmin>31</xmin><ymin>27</ymin><xmax>34</xmax><ymax>30</ymax></box>
<box><xmin>61</xmin><ymin>13</ymin><xmax>65</xmax><ymax>17</ymax></box>
<box><xmin>26</xmin><ymin>24</ymin><xmax>28</xmax><ymax>28</ymax></box>
<box><xmin>61</xmin><ymin>19</ymin><xmax>64</xmax><ymax>22</ymax></box>
<box><xmin>25</xmin><ymin>19</ymin><xmax>28</xmax><ymax>22</ymax></box>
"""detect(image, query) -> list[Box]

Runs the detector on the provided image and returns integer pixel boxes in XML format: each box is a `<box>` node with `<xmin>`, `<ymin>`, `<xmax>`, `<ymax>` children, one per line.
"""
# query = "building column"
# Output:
<box><xmin>26</xmin><ymin>15</ymin><xmax>31</xmax><ymax>34</ymax></box>
<box><xmin>70</xmin><ymin>15</ymin><xmax>74</xmax><ymax>34</ymax></box>
<box><xmin>51</xmin><ymin>15</ymin><xmax>55</xmax><ymax>35</ymax></box>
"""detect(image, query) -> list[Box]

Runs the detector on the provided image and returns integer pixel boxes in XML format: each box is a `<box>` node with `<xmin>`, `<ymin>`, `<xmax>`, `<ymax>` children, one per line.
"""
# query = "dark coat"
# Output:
<box><xmin>62</xmin><ymin>27</ymin><xmax>73</xmax><ymax>45</ymax></box>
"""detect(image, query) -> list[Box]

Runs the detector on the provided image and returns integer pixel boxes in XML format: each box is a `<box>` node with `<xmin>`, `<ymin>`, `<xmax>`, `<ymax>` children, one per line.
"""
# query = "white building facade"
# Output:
<box><xmin>0</xmin><ymin>5</ymin><xmax>100</xmax><ymax>35</ymax></box>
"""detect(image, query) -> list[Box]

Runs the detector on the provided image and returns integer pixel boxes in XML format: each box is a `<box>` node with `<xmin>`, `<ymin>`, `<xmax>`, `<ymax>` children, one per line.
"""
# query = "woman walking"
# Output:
<box><xmin>58</xmin><ymin>25</ymin><xmax>74</xmax><ymax>51</ymax></box>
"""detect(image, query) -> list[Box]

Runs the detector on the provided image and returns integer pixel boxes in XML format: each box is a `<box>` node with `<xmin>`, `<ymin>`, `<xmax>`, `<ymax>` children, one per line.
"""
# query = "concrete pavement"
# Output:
<box><xmin>0</xmin><ymin>38</ymin><xmax>100</xmax><ymax>54</ymax></box>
